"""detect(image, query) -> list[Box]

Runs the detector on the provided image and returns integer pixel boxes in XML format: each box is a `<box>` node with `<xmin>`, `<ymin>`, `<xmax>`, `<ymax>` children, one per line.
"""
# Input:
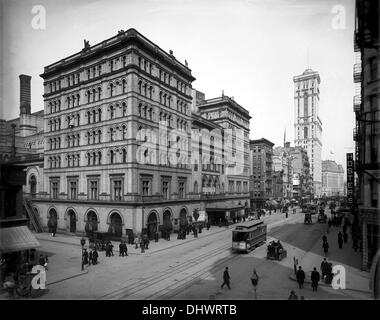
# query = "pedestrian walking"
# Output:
<box><xmin>119</xmin><ymin>242</ymin><xmax>124</xmax><ymax>257</ymax></box>
<box><xmin>220</xmin><ymin>267</ymin><xmax>231</xmax><ymax>289</ymax></box>
<box><xmin>250</xmin><ymin>269</ymin><xmax>259</xmax><ymax>299</ymax></box>
<box><xmin>140</xmin><ymin>238</ymin><xmax>145</xmax><ymax>253</ymax></box>
<box><xmin>93</xmin><ymin>249</ymin><xmax>98</xmax><ymax>265</ymax></box>
<box><xmin>89</xmin><ymin>250</ymin><xmax>93</xmax><ymax>265</ymax></box>
<box><xmin>320</xmin><ymin>258</ymin><xmax>329</xmax><ymax>281</ymax></box>
<box><xmin>134</xmin><ymin>236</ymin><xmax>139</xmax><ymax>249</ymax></box>
<box><xmin>288</xmin><ymin>290</ymin><xmax>298</xmax><ymax>300</ymax></box>
<box><xmin>296</xmin><ymin>266</ymin><xmax>305</xmax><ymax>289</ymax></box>
<box><xmin>109</xmin><ymin>241</ymin><xmax>114</xmax><ymax>256</ymax></box>
<box><xmin>343</xmin><ymin>232</ymin><xmax>348</xmax><ymax>244</ymax></box>
<box><xmin>338</xmin><ymin>231</ymin><xmax>343</xmax><ymax>249</ymax></box>
<box><xmin>322</xmin><ymin>235</ymin><xmax>327</xmax><ymax>243</ymax></box>
<box><xmin>105</xmin><ymin>242</ymin><xmax>110</xmax><ymax>257</ymax></box>
<box><xmin>322</xmin><ymin>240</ymin><xmax>329</xmax><ymax>255</ymax></box>
<box><xmin>206</xmin><ymin>221</ymin><xmax>211</xmax><ymax>231</ymax></box>
<box><xmin>123</xmin><ymin>242</ymin><xmax>128</xmax><ymax>256</ymax></box>
<box><xmin>311</xmin><ymin>267</ymin><xmax>320</xmax><ymax>292</ymax></box>
<box><xmin>83</xmin><ymin>249</ymin><xmax>89</xmax><ymax>265</ymax></box>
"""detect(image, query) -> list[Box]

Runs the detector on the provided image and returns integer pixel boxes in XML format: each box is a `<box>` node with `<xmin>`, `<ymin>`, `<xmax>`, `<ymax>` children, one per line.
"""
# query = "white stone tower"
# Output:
<box><xmin>293</xmin><ymin>68</ymin><xmax>322</xmax><ymax>197</ymax></box>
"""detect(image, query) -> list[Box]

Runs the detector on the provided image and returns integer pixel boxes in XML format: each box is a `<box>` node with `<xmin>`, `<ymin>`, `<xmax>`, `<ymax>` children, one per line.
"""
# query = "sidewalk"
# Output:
<box><xmin>289</xmin><ymin>224</ymin><xmax>370</xmax><ymax>294</ymax></box>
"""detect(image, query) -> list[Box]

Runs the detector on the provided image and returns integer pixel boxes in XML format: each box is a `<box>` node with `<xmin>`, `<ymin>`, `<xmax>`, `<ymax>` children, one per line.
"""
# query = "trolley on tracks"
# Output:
<box><xmin>232</xmin><ymin>220</ymin><xmax>267</xmax><ymax>253</ymax></box>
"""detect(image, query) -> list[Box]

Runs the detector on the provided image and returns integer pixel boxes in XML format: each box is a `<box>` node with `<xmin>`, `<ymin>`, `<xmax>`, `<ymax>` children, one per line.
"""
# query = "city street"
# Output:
<box><xmin>4</xmin><ymin>208</ymin><xmax>368</xmax><ymax>300</ymax></box>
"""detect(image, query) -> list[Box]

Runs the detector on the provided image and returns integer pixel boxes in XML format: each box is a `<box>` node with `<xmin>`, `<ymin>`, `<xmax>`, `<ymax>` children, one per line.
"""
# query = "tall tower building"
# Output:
<box><xmin>293</xmin><ymin>68</ymin><xmax>322</xmax><ymax>197</ymax></box>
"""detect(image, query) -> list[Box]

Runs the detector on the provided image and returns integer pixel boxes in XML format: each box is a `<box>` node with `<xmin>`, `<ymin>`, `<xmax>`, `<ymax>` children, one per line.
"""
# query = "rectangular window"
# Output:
<box><xmin>178</xmin><ymin>181</ymin><xmax>185</xmax><ymax>199</ymax></box>
<box><xmin>142</xmin><ymin>180</ymin><xmax>150</xmax><ymax>196</ymax></box>
<box><xmin>50</xmin><ymin>180</ymin><xmax>59</xmax><ymax>199</ymax></box>
<box><xmin>88</xmin><ymin>179</ymin><xmax>99</xmax><ymax>200</ymax></box>
<box><xmin>113</xmin><ymin>179</ymin><xmax>122</xmax><ymax>201</ymax></box>
<box><xmin>162</xmin><ymin>181</ymin><xmax>169</xmax><ymax>200</ymax></box>
<box><xmin>304</xmin><ymin>94</ymin><xmax>308</xmax><ymax>117</ymax></box>
<box><xmin>68</xmin><ymin>180</ymin><xmax>78</xmax><ymax>200</ymax></box>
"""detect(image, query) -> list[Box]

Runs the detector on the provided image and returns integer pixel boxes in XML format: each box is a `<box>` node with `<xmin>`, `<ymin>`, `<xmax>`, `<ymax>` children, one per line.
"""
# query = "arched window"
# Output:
<box><xmin>138</xmin><ymin>104</ymin><xmax>142</xmax><ymax>117</ymax></box>
<box><xmin>149</xmin><ymin>86</ymin><xmax>153</xmax><ymax>99</ymax></box>
<box><xmin>98</xmin><ymin>108</ymin><xmax>102</xmax><ymax>121</ymax></box>
<box><xmin>98</xmin><ymin>130</ymin><xmax>101</xmax><ymax>143</ymax></box>
<box><xmin>87</xmin><ymin>153</ymin><xmax>91</xmax><ymax>166</ymax></box>
<box><xmin>87</xmin><ymin>111</ymin><xmax>91</xmax><ymax>124</ymax></box>
<box><xmin>92</xmin><ymin>131</ymin><xmax>96</xmax><ymax>144</ymax></box>
<box><xmin>110</xmin><ymin>128</ymin><xmax>114</xmax><ymax>142</ymax></box>
<box><xmin>98</xmin><ymin>87</ymin><xmax>102</xmax><ymax>101</ymax></box>
<box><xmin>92</xmin><ymin>152</ymin><xmax>96</xmax><ymax>166</ymax></box>
<box><xmin>122</xmin><ymin>149</ymin><xmax>127</xmax><ymax>163</ymax></box>
<box><xmin>67</xmin><ymin>96</ymin><xmax>71</xmax><ymax>108</ymax></box>
<box><xmin>93</xmin><ymin>110</ymin><xmax>96</xmax><ymax>123</ymax></box>
<box><xmin>110</xmin><ymin>150</ymin><xmax>115</xmax><ymax>164</ymax></box>
<box><xmin>138</xmin><ymin>81</ymin><xmax>142</xmax><ymax>94</ymax></box>
<box><xmin>110</xmin><ymin>83</ymin><xmax>114</xmax><ymax>97</ymax></box>
<box><xmin>87</xmin><ymin>91</ymin><xmax>91</xmax><ymax>103</ymax></box>
<box><xmin>98</xmin><ymin>151</ymin><xmax>102</xmax><ymax>165</ymax></box>
<box><xmin>304</xmin><ymin>127</ymin><xmax>308</xmax><ymax>139</ymax></box>
<box><xmin>122</xmin><ymin>103</ymin><xmax>127</xmax><ymax>116</ymax></box>
<box><xmin>122</xmin><ymin>79</ymin><xmax>127</xmax><ymax>93</ymax></box>
<box><xmin>143</xmin><ymin>83</ymin><xmax>147</xmax><ymax>96</ymax></box>
<box><xmin>122</xmin><ymin>125</ymin><xmax>127</xmax><ymax>139</ymax></box>
<box><xmin>76</xmin><ymin>94</ymin><xmax>80</xmax><ymax>107</ymax></box>
<box><xmin>110</xmin><ymin>106</ymin><xmax>115</xmax><ymax>119</ymax></box>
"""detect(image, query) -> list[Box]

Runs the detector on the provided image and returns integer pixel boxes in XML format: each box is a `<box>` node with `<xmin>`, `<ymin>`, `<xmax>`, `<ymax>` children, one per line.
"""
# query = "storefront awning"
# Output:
<box><xmin>0</xmin><ymin>226</ymin><xmax>41</xmax><ymax>254</ymax></box>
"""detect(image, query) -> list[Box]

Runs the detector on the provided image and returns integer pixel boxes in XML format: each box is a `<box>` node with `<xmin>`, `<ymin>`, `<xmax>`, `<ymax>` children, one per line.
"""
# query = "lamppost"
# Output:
<box><xmin>80</xmin><ymin>237</ymin><xmax>86</xmax><ymax>271</ymax></box>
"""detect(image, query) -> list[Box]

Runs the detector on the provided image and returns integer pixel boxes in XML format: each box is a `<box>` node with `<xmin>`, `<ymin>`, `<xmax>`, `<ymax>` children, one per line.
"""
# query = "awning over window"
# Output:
<box><xmin>0</xmin><ymin>226</ymin><xmax>41</xmax><ymax>254</ymax></box>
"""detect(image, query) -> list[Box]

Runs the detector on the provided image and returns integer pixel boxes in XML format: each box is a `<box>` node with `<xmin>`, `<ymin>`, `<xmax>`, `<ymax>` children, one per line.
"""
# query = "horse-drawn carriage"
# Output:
<box><xmin>266</xmin><ymin>240</ymin><xmax>287</xmax><ymax>261</ymax></box>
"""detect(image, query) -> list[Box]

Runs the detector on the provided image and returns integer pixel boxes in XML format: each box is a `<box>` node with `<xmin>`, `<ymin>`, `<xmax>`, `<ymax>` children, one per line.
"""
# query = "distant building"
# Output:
<box><xmin>321</xmin><ymin>160</ymin><xmax>345</xmax><ymax>197</ymax></box>
<box><xmin>272</xmin><ymin>171</ymin><xmax>284</xmax><ymax>200</ymax></box>
<box><xmin>249</xmin><ymin>138</ymin><xmax>274</xmax><ymax>209</ymax></box>
<box><xmin>272</xmin><ymin>144</ymin><xmax>293</xmax><ymax>199</ymax></box>
<box><xmin>293</xmin><ymin>68</ymin><xmax>322</xmax><ymax>197</ymax></box>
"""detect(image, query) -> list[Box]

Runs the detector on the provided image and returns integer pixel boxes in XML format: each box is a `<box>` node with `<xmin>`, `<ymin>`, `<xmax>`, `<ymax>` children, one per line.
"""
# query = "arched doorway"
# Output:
<box><xmin>179</xmin><ymin>208</ymin><xmax>188</xmax><ymax>230</ymax></box>
<box><xmin>147</xmin><ymin>212</ymin><xmax>158</xmax><ymax>240</ymax></box>
<box><xmin>47</xmin><ymin>208</ymin><xmax>58</xmax><ymax>233</ymax></box>
<box><xmin>29</xmin><ymin>175</ymin><xmax>36</xmax><ymax>198</ymax></box>
<box><xmin>85</xmin><ymin>211</ymin><xmax>98</xmax><ymax>234</ymax></box>
<box><xmin>108</xmin><ymin>212</ymin><xmax>123</xmax><ymax>237</ymax></box>
<box><xmin>162</xmin><ymin>210</ymin><xmax>173</xmax><ymax>240</ymax></box>
<box><xmin>67</xmin><ymin>210</ymin><xmax>76</xmax><ymax>233</ymax></box>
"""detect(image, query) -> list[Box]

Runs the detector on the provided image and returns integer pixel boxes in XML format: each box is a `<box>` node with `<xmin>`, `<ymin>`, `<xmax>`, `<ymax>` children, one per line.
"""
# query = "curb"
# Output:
<box><xmin>47</xmin><ymin>269</ymin><xmax>89</xmax><ymax>286</ymax></box>
<box><xmin>288</xmin><ymin>273</ymin><xmax>371</xmax><ymax>294</ymax></box>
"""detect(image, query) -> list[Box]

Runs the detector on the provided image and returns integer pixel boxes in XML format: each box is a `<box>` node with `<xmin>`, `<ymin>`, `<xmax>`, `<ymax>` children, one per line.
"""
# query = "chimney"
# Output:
<box><xmin>19</xmin><ymin>74</ymin><xmax>31</xmax><ymax>115</ymax></box>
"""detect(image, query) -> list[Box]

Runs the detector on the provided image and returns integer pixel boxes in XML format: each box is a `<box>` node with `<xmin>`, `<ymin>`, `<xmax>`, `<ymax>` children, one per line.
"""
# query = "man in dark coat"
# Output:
<box><xmin>119</xmin><ymin>242</ymin><xmax>125</xmax><ymax>257</ymax></box>
<box><xmin>338</xmin><ymin>232</ymin><xmax>343</xmax><ymax>249</ymax></box>
<box><xmin>320</xmin><ymin>258</ymin><xmax>329</xmax><ymax>280</ymax></box>
<box><xmin>296</xmin><ymin>266</ymin><xmax>305</xmax><ymax>289</ymax></box>
<box><xmin>123</xmin><ymin>242</ymin><xmax>128</xmax><ymax>256</ymax></box>
<box><xmin>92</xmin><ymin>249</ymin><xmax>98</xmax><ymax>264</ymax></box>
<box><xmin>343</xmin><ymin>232</ymin><xmax>348</xmax><ymax>244</ymax></box>
<box><xmin>89</xmin><ymin>250</ymin><xmax>93</xmax><ymax>265</ymax></box>
<box><xmin>83</xmin><ymin>249</ymin><xmax>89</xmax><ymax>265</ymax></box>
<box><xmin>221</xmin><ymin>267</ymin><xmax>231</xmax><ymax>289</ymax></box>
<box><xmin>322</xmin><ymin>235</ymin><xmax>327</xmax><ymax>243</ymax></box>
<box><xmin>311</xmin><ymin>267</ymin><xmax>320</xmax><ymax>291</ymax></box>
<box><xmin>322</xmin><ymin>241</ymin><xmax>329</xmax><ymax>255</ymax></box>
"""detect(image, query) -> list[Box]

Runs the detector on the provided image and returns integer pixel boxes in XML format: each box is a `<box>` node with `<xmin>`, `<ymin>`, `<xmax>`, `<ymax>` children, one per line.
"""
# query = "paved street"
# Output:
<box><xmin>1</xmin><ymin>208</ymin><xmax>370</xmax><ymax>300</ymax></box>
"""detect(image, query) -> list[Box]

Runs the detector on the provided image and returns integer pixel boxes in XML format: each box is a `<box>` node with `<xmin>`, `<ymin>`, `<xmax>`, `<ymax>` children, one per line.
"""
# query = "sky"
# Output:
<box><xmin>0</xmin><ymin>0</ymin><xmax>356</xmax><ymax>171</ymax></box>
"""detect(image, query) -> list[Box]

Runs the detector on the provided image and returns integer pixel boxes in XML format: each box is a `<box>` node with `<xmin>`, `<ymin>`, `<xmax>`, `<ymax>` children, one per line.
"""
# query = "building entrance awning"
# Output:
<box><xmin>0</xmin><ymin>226</ymin><xmax>41</xmax><ymax>254</ymax></box>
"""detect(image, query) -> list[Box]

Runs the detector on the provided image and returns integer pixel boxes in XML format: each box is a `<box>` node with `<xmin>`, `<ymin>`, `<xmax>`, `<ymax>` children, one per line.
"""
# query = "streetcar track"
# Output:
<box><xmin>97</xmin><ymin>214</ymin><xmax>302</xmax><ymax>300</ymax></box>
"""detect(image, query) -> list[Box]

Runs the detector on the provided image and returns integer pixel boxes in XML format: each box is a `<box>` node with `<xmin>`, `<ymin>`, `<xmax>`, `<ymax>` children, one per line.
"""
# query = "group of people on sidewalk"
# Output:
<box><xmin>82</xmin><ymin>248</ymin><xmax>99</xmax><ymax>266</ymax></box>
